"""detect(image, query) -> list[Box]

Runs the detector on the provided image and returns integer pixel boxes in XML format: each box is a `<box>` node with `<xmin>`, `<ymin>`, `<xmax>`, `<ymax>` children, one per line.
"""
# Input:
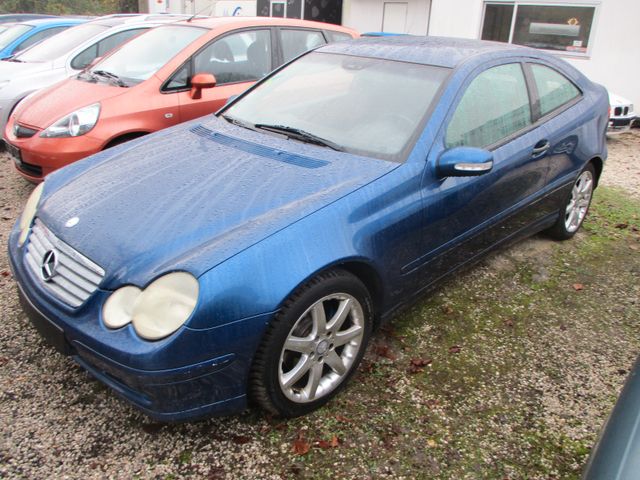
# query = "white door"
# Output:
<box><xmin>382</xmin><ymin>2</ymin><xmax>408</xmax><ymax>33</ymax></box>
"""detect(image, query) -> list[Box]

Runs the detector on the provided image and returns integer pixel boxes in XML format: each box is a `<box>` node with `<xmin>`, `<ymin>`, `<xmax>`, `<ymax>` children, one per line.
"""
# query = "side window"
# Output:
<box><xmin>446</xmin><ymin>63</ymin><xmax>532</xmax><ymax>149</ymax></box>
<box><xmin>15</xmin><ymin>27</ymin><xmax>67</xmax><ymax>52</ymax></box>
<box><xmin>193</xmin><ymin>30</ymin><xmax>272</xmax><ymax>85</ymax></box>
<box><xmin>530</xmin><ymin>64</ymin><xmax>581</xmax><ymax>117</ymax></box>
<box><xmin>70</xmin><ymin>29</ymin><xmax>146</xmax><ymax>70</ymax></box>
<box><xmin>165</xmin><ymin>63</ymin><xmax>189</xmax><ymax>91</ymax></box>
<box><xmin>325</xmin><ymin>31</ymin><xmax>352</xmax><ymax>43</ymax></box>
<box><xmin>281</xmin><ymin>29</ymin><xmax>325</xmax><ymax>63</ymax></box>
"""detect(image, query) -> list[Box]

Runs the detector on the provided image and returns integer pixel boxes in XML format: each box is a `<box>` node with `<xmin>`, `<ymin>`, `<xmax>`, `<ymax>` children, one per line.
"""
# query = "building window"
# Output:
<box><xmin>481</xmin><ymin>2</ymin><xmax>597</xmax><ymax>55</ymax></box>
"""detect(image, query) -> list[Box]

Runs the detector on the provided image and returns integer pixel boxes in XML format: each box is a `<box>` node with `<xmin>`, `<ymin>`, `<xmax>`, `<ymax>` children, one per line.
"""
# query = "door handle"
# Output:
<box><xmin>532</xmin><ymin>139</ymin><xmax>550</xmax><ymax>156</ymax></box>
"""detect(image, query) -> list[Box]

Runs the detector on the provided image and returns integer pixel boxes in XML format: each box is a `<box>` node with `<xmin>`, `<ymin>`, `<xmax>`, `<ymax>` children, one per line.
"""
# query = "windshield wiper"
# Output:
<box><xmin>254</xmin><ymin>124</ymin><xmax>343</xmax><ymax>151</ymax></box>
<box><xmin>92</xmin><ymin>70</ymin><xmax>128</xmax><ymax>88</ymax></box>
<box><xmin>220</xmin><ymin>114</ymin><xmax>256</xmax><ymax>131</ymax></box>
<box><xmin>4</xmin><ymin>57</ymin><xmax>23</xmax><ymax>62</ymax></box>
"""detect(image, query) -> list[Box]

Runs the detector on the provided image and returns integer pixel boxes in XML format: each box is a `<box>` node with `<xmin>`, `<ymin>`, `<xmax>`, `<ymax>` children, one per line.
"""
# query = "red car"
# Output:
<box><xmin>5</xmin><ymin>17</ymin><xmax>357</xmax><ymax>182</ymax></box>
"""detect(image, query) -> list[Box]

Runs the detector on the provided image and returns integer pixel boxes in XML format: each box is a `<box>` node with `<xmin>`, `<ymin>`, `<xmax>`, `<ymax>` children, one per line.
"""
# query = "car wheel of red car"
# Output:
<box><xmin>250</xmin><ymin>269</ymin><xmax>373</xmax><ymax>417</ymax></box>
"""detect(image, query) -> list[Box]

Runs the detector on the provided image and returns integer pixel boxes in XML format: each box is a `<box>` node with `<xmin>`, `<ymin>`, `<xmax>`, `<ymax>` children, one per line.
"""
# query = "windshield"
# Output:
<box><xmin>223</xmin><ymin>52</ymin><xmax>449</xmax><ymax>161</ymax></box>
<box><xmin>17</xmin><ymin>23</ymin><xmax>108</xmax><ymax>62</ymax></box>
<box><xmin>0</xmin><ymin>24</ymin><xmax>33</xmax><ymax>50</ymax></box>
<box><xmin>91</xmin><ymin>25</ymin><xmax>207</xmax><ymax>84</ymax></box>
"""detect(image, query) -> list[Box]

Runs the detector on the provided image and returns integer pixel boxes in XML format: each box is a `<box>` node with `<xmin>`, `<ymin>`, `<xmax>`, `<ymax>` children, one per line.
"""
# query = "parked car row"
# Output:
<box><xmin>3</xmin><ymin>16</ymin><xmax>356</xmax><ymax>181</ymax></box>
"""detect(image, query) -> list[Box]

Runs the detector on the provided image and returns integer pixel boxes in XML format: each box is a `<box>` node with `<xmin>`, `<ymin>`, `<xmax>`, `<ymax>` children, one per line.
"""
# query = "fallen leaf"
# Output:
<box><xmin>292</xmin><ymin>432</ymin><xmax>310</xmax><ymax>456</ymax></box>
<box><xmin>441</xmin><ymin>305</ymin><xmax>454</xmax><ymax>315</ymax></box>
<box><xmin>408</xmin><ymin>357</ymin><xmax>432</xmax><ymax>374</ymax></box>
<box><xmin>572</xmin><ymin>283</ymin><xmax>584</xmax><ymax>291</ymax></box>
<box><xmin>449</xmin><ymin>345</ymin><xmax>462</xmax><ymax>354</ymax></box>
<box><xmin>615</xmin><ymin>223</ymin><xmax>629</xmax><ymax>229</ymax></box>
<box><xmin>1</xmin><ymin>271</ymin><xmax>10</xmax><ymax>278</ymax></box>
<box><xmin>375</xmin><ymin>344</ymin><xmax>396</xmax><ymax>361</ymax></box>
<box><xmin>426</xmin><ymin>399</ymin><xmax>440</xmax><ymax>409</ymax></box>
<box><xmin>427</xmin><ymin>439</ymin><xmax>437</xmax><ymax>448</ymax></box>
<box><xmin>317</xmin><ymin>436</ymin><xmax>340</xmax><ymax>449</ymax></box>
<box><xmin>504</xmin><ymin>318</ymin><xmax>514</xmax><ymax>327</ymax></box>
<box><xmin>230</xmin><ymin>435</ymin><xmax>251</xmax><ymax>445</ymax></box>
<box><xmin>335</xmin><ymin>414</ymin><xmax>351</xmax><ymax>423</ymax></box>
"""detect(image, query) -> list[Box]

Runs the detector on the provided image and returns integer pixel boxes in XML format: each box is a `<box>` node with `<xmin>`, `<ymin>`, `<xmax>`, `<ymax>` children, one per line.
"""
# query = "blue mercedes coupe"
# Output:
<box><xmin>8</xmin><ymin>36</ymin><xmax>609</xmax><ymax>421</ymax></box>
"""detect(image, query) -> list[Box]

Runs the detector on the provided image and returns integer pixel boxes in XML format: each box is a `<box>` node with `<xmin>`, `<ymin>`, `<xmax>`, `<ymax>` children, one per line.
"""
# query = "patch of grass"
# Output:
<box><xmin>254</xmin><ymin>187</ymin><xmax>640</xmax><ymax>479</ymax></box>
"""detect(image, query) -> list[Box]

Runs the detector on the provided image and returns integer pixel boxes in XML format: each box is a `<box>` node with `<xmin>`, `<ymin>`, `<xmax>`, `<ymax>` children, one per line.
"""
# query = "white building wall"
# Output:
<box><xmin>428</xmin><ymin>0</ymin><xmax>640</xmax><ymax>107</ymax></box>
<box><xmin>342</xmin><ymin>0</ymin><xmax>432</xmax><ymax>35</ymax></box>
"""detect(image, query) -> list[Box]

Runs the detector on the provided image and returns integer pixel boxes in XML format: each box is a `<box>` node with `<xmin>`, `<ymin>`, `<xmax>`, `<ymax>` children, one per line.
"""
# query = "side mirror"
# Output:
<box><xmin>437</xmin><ymin>147</ymin><xmax>493</xmax><ymax>178</ymax></box>
<box><xmin>190</xmin><ymin>72</ymin><xmax>217</xmax><ymax>99</ymax></box>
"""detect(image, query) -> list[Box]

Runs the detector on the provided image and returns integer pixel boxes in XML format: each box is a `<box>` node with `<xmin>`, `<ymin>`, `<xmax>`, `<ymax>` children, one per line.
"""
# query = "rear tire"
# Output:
<box><xmin>250</xmin><ymin>269</ymin><xmax>373</xmax><ymax>417</ymax></box>
<box><xmin>546</xmin><ymin>163</ymin><xmax>596</xmax><ymax>240</ymax></box>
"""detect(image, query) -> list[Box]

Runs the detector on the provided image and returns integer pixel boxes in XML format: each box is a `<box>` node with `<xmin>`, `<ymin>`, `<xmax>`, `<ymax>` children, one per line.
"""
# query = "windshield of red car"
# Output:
<box><xmin>223</xmin><ymin>52</ymin><xmax>450</xmax><ymax>162</ymax></box>
<box><xmin>17</xmin><ymin>23</ymin><xmax>108</xmax><ymax>62</ymax></box>
<box><xmin>90</xmin><ymin>25</ymin><xmax>207</xmax><ymax>84</ymax></box>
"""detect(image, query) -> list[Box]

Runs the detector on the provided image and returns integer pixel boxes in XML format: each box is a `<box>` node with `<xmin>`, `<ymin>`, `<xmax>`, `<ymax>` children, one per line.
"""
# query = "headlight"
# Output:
<box><xmin>18</xmin><ymin>182</ymin><xmax>44</xmax><ymax>246</ymax></box>
<box><xmin>103</xmin><ymin>272</ymin><xmax>199</xmax><ymax>341</ymax></box>
<box><xmin>40</xmin><ymin>103</ymin><xmax>100</xmax><ymax>138</ymax></box>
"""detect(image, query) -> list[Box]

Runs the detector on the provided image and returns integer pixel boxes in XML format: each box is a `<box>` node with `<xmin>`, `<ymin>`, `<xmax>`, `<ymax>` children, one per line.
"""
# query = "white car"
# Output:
<box><xmin>0</xmin><ymin>14</ymin><xmax>195</xmax><ymax>137</ymax></box>
<box><xmin>608</xmin><ymin>92</ymin><xmax>636</xmax><ymax>133</ymax></box>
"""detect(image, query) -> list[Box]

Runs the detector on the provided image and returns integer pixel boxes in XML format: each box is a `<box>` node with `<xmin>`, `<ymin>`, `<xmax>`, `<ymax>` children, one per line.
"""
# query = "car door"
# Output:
<box><xmin>411</xmin><ymin>60</ymin><xmax>551</xmax><ymax>286</ymax></box>
<box><xmin>277</xmin><ymin>28</ymin><xmax>326</xmax><ymax>64</ymax></box>
<box><xmin>525</xmin><ymin>62</ymin><xmax>584</xmax><ymax>187</ymax></box>
<box><xmin>172</xmin><ymin>29</ymin><xmax>274</xmax><ymax>122</ymax></box>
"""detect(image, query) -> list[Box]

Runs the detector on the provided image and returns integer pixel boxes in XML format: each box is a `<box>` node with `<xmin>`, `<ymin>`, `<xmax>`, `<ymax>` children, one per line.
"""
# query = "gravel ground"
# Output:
<box><xmin>0</xmin><ymin>130</ymin><xmax>639</xmax><ymax>479</ymax></box>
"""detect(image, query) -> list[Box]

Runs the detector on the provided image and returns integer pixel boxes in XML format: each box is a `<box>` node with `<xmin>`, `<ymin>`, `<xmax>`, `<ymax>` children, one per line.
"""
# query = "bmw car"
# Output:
<box><xmin>8</xmin><ymin>36</ymin><xmax>609</xmax><ymax>421</ymax></box>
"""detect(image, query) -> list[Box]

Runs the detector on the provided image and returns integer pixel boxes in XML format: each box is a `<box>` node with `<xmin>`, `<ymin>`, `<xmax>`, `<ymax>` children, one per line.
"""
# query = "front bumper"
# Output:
<box><xmin>608</xmin><ymin>115</ymin><xmax>636</xmax><ymax>132</ymax></box>
<box><xmin>4</xmin><ymin>120</ymin><xmax>104</xmax><ymax>181</ymax></box>
<box><xmin>9</xmin><ymin>227</ymin><xmax>273</xmax><ymax>421</ymax></box>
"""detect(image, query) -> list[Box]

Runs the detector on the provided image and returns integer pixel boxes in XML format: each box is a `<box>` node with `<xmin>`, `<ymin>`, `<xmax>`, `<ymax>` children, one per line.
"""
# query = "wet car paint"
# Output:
<box><xmin>8</xmin><ymin>37</ymin><xmax>609</xmax><ymax>420</ymax></box>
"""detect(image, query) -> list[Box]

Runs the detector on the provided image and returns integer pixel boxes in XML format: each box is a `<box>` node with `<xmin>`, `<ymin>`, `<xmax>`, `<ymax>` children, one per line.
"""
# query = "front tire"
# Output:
<box><xmin>546</xmin><ymin>163</ymin><xmax>596</xmax><ymax>240</ymax></box>
<box><xmin>250</xmin><ymin>269</ymin><xmax>373</xmax><ymax>417</ymax></box>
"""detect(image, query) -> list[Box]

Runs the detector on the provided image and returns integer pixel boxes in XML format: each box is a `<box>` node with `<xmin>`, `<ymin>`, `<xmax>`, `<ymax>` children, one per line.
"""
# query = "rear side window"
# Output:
<box><xmin>15</xmin><ymin>26</ymin><xmax>68</xmax><ymax>52</ymax></box>
<box><xmin>281</xmin><ymin>29</ymin><xmax>325</xmax><ymax>63</ymax></box>
<box><xmin>530</xmin><ymin>63</ymin><xmax>581</xmax><ymax>117</ymax></box>
<box><xmin>446</xmin><ymin>63</ymin><xmax>532</xmax><ymax>149</ymax></box>
<box><xmin>325</xmin><ymin>31</ymin><xmax>353</xmax><ymax>43</ymax></box>
<box><xmin>193</xmin><ymin>30</ymin><xmax>272</xmax><ymax>85</ymax></box>
<box><xmin>71</xmin><ymin>28</ymin><xmax>147</xmax><ymax>70</ymax></box>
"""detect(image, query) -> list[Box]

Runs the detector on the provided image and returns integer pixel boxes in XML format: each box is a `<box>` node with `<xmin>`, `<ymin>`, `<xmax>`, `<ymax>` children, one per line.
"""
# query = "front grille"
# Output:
<box><xmin>14</xmin><ymin>124</ymin><xmax>37</xmax><ymax>138</ymax></box>
<box><xmin>14</xmin><ymin>158</ymin><xmax>43</xmax><ymax>177</ymax></box>
<box><xmin>614</xmin><ymin>107</ymin><xmax>622</xmax><ymax>116</ymax></box>
<box><xmin>25</xmin><ymin>219</ymin><xmax>105</xmax><ymax>308</ymax></box>
<box><xmin>623</xmin><ymin>107</ymin><xmax>629</xmax><ymax>116</ymax></box>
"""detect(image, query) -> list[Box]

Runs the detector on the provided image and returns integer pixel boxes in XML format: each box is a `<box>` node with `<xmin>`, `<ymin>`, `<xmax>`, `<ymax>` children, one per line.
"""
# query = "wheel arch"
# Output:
<box><xmin>277</xmin><ymin>257</ymin><xmax>386</xmax><ymax>329</ymax></box>
<box><xmin>103</xmin><ymin>131</ymin><xmax>149</xmax><ymax>150</ymax></box>
<box><xmin>590</xmin><ymin>156</ymin><xmax>604</xmax><ymax>186</ymax></box>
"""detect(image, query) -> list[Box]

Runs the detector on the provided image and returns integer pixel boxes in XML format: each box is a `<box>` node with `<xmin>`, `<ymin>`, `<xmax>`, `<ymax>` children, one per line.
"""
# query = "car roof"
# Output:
<box><xmin>319</xmin><ymin>35</ymin><xmax>534</xmax><ymax>69</ymax></box>
<box><xmin>20</xmin><ymin>18</ymin><xmax>86</xmax><ymax>27</ymax></box>
<box><xmin>87</xmin><ymin>13</ymin><xmax>197</xmax><ymax>28</ymax></box>
<box><xmin>171</xmin><ymin>16</ymin><xmax>354</xmax><ymax>31</ymax></box>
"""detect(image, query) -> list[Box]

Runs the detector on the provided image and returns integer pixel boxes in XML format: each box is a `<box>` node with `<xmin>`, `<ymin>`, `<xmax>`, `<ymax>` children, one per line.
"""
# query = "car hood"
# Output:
<box><xmin>37</xmin><ymin>117</ymin><xmax>398</xmax><ymax>289</ymax></box>
<box><xmin>15</xmin><ymin>77</ymin><xmax>126</xmax><ymax>129</ymax></box>
<box><xmin>0</xmin><ymin>58</ymin><xmax>50</xmax><ymax>82</ymax></box>
<box><xmin>608</xmin><ymin>92</ymin><xmax>632</xmax><ymax>107</ymax></box>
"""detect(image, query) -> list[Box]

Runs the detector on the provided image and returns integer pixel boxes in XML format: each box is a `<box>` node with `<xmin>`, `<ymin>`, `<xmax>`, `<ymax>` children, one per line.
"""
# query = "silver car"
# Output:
<box><xmin>0</xmin><ymin>14</ymin><xmax>194</xmax><ymax>137</ymax></box>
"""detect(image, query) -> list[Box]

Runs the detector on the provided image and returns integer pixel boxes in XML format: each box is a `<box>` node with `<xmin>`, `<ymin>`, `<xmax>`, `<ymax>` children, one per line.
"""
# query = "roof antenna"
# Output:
<box><xmin>187</xmin><ymin>0</ymin><xmax>213</xmax><ymax>22</ymax></box>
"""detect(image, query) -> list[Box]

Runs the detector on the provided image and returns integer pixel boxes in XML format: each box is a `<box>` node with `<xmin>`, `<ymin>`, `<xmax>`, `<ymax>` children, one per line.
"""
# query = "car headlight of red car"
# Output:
<box><xmin>40</xmin><ymin>103</ymin><xmax>101</xmax><ymax>138</ymax></box>
<box><xmin>103</xmin><ymin>272</ymin><xmax>199</xmax><ymax>341</ymax></box>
